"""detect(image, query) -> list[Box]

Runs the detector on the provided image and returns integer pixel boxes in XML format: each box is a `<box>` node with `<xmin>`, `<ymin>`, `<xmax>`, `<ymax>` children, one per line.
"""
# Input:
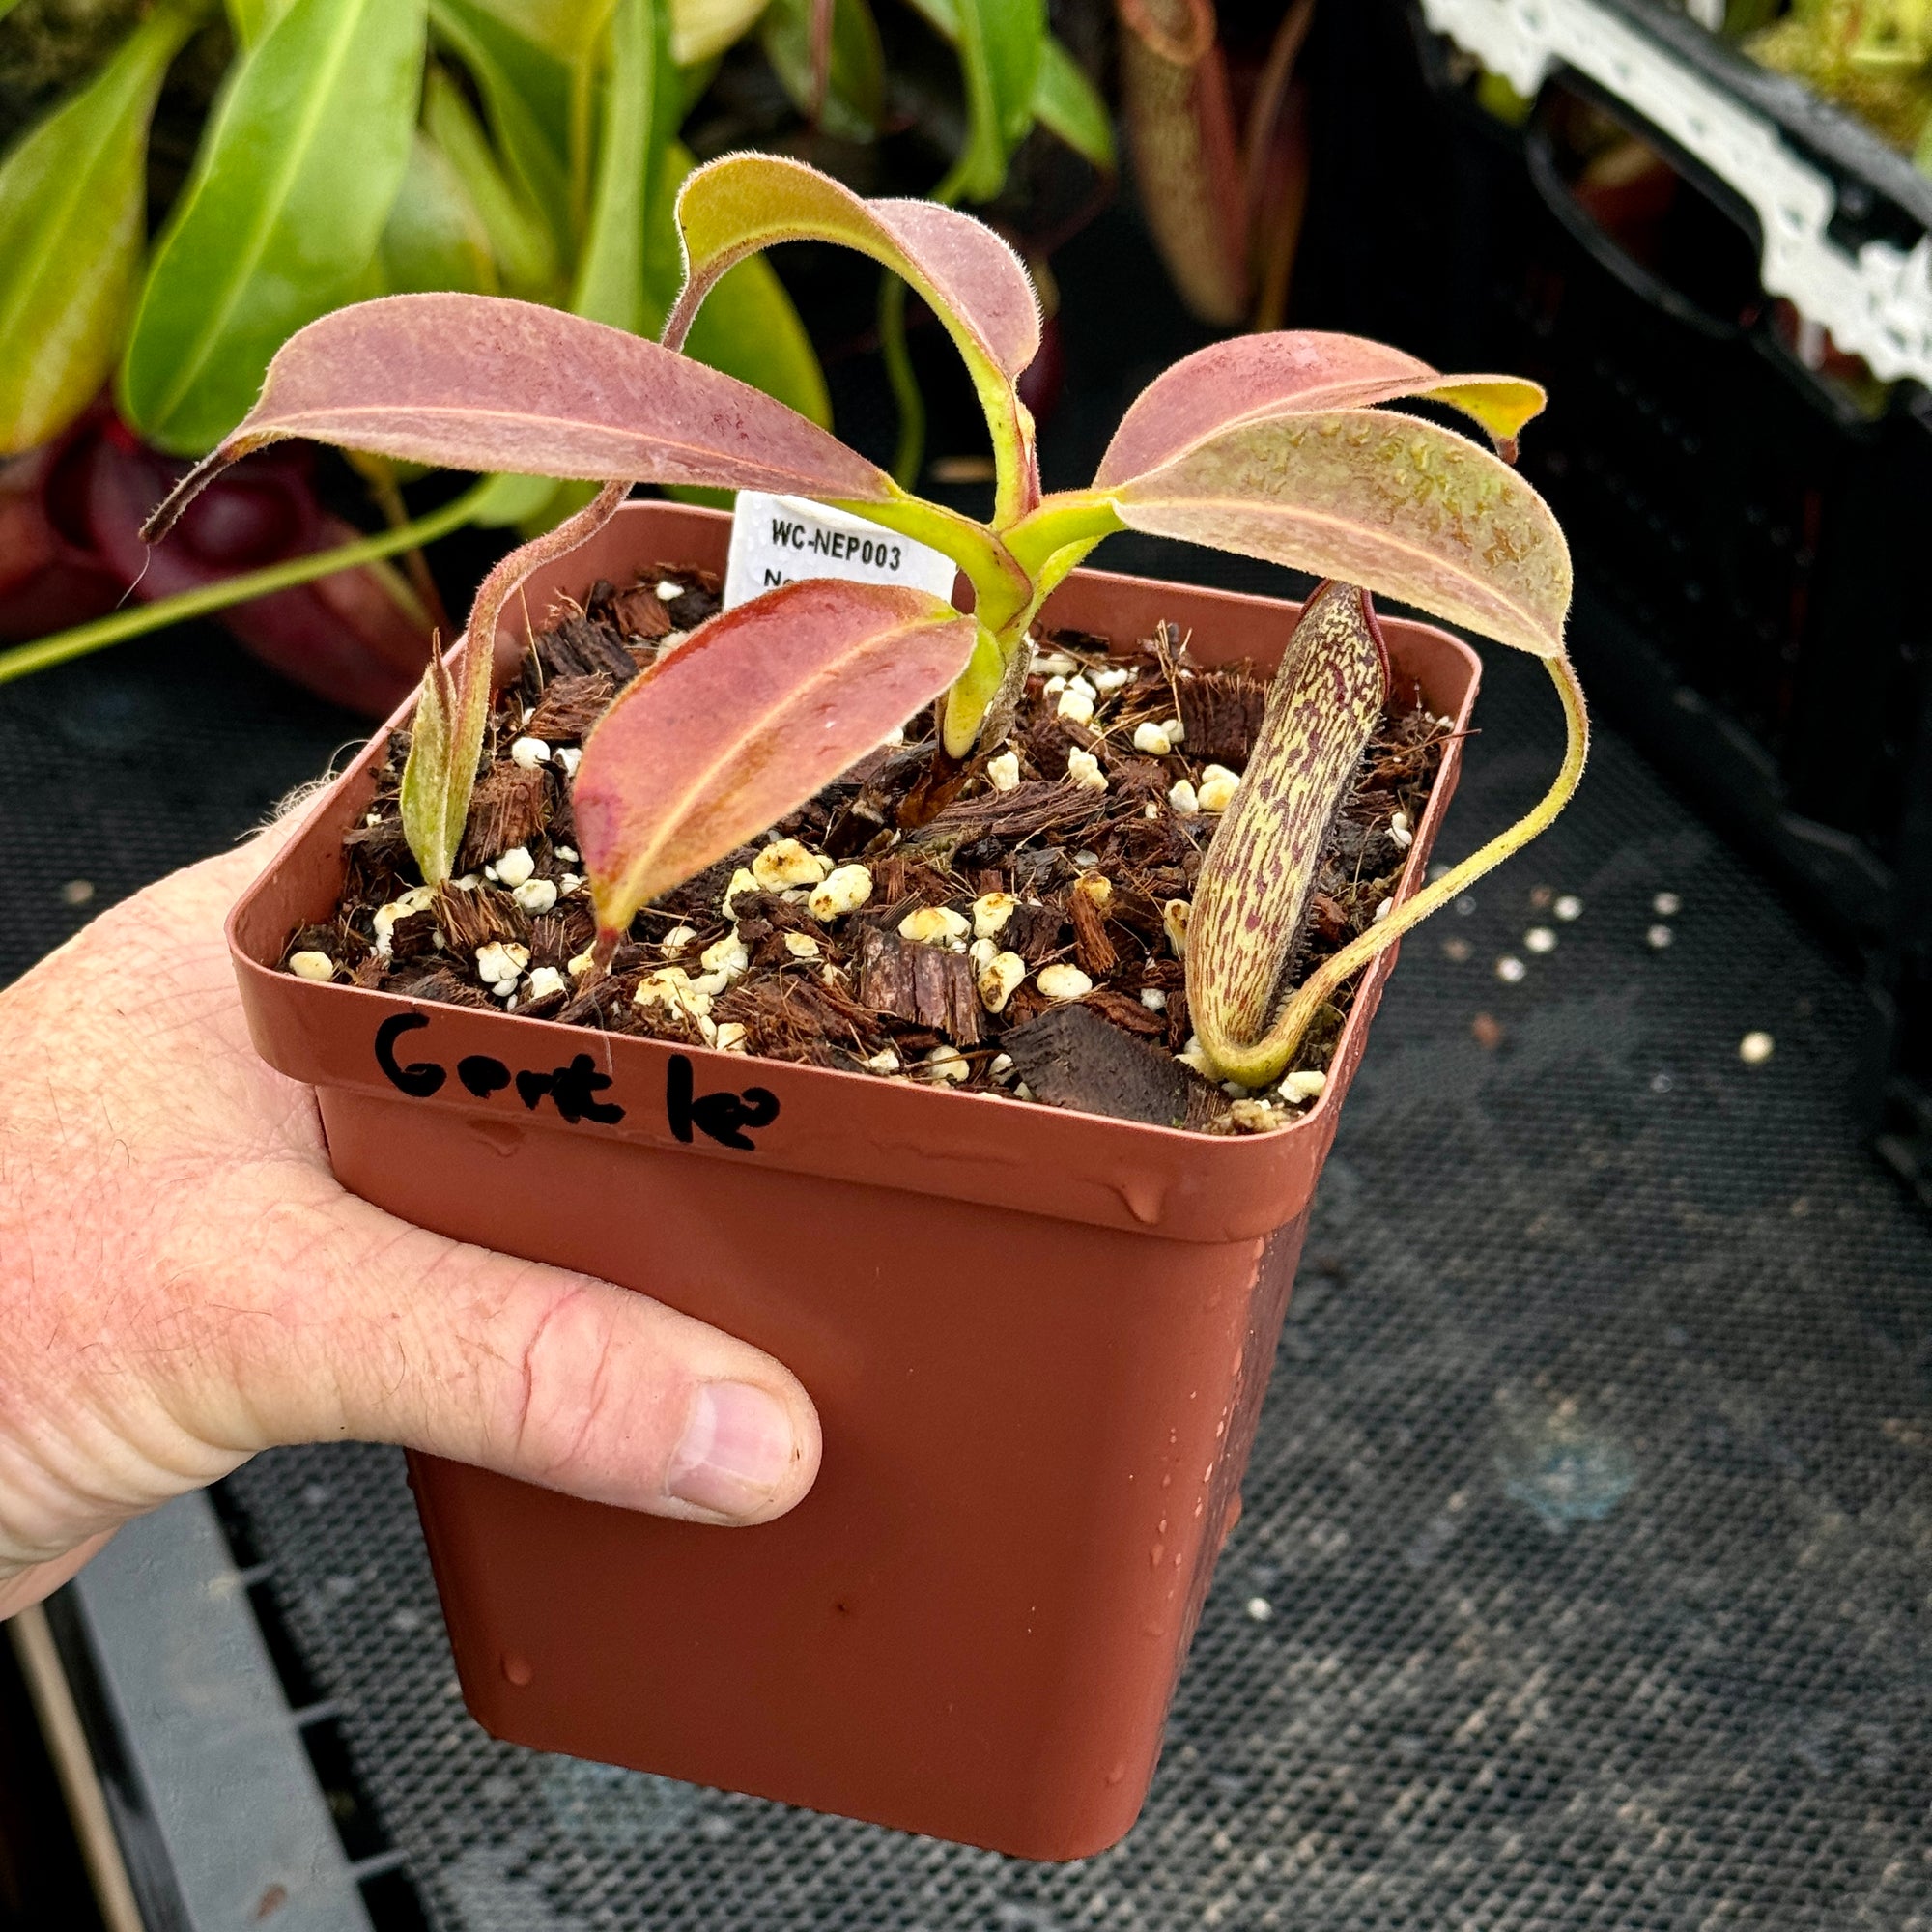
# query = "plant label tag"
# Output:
<box><xmin>724</xmin><ymin>491</ymin><xmax>957</xmax><ymax>610</ymax></box>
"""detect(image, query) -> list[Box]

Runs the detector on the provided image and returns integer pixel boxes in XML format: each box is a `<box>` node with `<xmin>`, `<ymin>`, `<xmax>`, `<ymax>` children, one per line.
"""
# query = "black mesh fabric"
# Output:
<box><xmin>6</xmin><ymin>582</ymin><xmax>1930</xmax><ymax>1930</ymax></box>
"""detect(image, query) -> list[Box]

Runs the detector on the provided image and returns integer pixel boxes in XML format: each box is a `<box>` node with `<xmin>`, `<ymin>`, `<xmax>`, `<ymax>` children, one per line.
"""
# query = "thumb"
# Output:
<box><xmin>192</xmin><ymin>1185</ymin><xmax>821</xmax><ymax>1526</ymax></box>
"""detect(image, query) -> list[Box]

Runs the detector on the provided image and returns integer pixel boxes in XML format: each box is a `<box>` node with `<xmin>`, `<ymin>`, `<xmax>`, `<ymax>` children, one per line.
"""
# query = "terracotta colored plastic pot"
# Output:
<box><xmin>229</xmin><ymin>501</ymin><xmax>1480</xmax><ymax>1861</ymax></box>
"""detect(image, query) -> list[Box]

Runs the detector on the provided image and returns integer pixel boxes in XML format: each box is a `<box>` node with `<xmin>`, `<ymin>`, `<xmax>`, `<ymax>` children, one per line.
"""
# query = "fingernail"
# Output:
<box><xmin>668</xmin><ymin>1382</ymin><xmax>799</xmax><ymax>1519</ymax></box>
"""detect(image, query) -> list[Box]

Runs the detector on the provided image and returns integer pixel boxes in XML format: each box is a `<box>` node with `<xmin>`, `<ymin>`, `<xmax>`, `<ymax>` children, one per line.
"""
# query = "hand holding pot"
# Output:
<box><xmin>0</xmin><ymin>818</ymin><xmax>821</xmax><ymax>1619</ymax></box>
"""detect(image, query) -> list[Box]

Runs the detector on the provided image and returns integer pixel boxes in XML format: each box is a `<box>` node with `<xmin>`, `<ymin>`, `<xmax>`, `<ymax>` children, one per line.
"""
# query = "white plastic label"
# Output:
<box><xmin>723</xmin><ymin>492</ymin><xmax>958</xmax><ymax>611</ymax></box>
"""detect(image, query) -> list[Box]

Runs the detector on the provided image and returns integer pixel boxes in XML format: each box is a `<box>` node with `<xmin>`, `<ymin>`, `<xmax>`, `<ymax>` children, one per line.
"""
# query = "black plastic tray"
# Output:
<box><xmin>1293</xmin><ymin>0</ymin><xmax>1932</xmax><ymax>1200</ymax></box>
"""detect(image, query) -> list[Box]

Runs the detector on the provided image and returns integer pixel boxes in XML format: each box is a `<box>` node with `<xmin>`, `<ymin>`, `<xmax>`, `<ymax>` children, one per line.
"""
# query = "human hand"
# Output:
<box><xmin>0</xmin><ymin>815</ymin><xmax>821</xmax><ymax>1618</ymax></box>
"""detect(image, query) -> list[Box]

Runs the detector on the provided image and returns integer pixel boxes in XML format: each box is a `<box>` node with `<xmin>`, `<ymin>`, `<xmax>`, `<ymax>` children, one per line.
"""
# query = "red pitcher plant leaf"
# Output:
<box><xmin>665</xmin><ymin>155</ymin><xmax>1039</xmax><ymax>391</ymax></box>
<box><xmin>1105</xmin><ymin>407</ymin><xmax>1572</xmax><ymax>662</ymax></box>
<box><xmin>1094</xmin><ymin>332</ymin><xmax>1548</xmax><ymax>487</ymax></box>
<box><xmin>114</xmin><ymin>185</ymin><xmax>1584</xmax><ymax>1094</ymax></box>
<box><xmin>662</xmin><ymin>154</ymin><xmax>1043</xmax><ymax>520</ymax></box>
<box><xmin>575</xmin><ymin>579</ymin><xmax>979</xmax><ymax>951</ymax></box>
<box><xmin>1182</xmin><ymin>581</ymin><xmax>1388</xmax><ymax>1087</ymax></box>
<box><xmin>140</xmin><ymin>292</ymin><xmax>894</xmax><ymax>543</ymax></box>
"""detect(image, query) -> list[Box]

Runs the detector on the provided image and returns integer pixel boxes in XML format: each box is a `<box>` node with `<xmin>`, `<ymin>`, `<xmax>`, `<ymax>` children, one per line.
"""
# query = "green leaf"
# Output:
<box><xmin>899</xmin><ymin>0</ymin><xmax>1044</xmax><ymax>195</ymax></box>
<box><xmin>460</xmin><ymin>0</ymin><xmax>755</xmax><ymax>69</ymax></box>
<box><xmin>668</xmin><ymin>0</ymin><xmax>771</xmax><ymax>64</ymax></box>
<box><xmin>466</xmin><ymin>469</ymin><xmax>572</xmax><ymax>527</ymax></box>
<box><xmin>952</xmin><ymin>0</ymin><xmax>1045</xmax><ymax>197</ymax></box>
<box><xmin>224</xmin><ymin>0</ymin><xmax>292</xmax><ymax>44</ymax></box>
<box><xmin>0</xmin><ymin>0</ymin><xmax>204</xmax><ymax>457</ymax></box>
<box><xmin>1031</xmin><ymin>36</ymin><xmax>1113</xmax><ymax>168</ymax></box>
<box><xmin>903</xmin><ymin>0</ymin><xmax>1110</xmax><ymax>168</ymax></box>
<box><xmin>759</xmin><ymin>0</ymin><xmax>884</xmax><ymax>142</ymax></box>
<box><xmin>565</xmin><ymin>0</ymin><xmax>620</xmax><ymax>238</ymax></box>
<box><xmin>430</xmin><ymin>0</ymin><xmax>573</xmax><ymax>252</ymax></box>
<box><xmin>380</xmin><ymin>129</ymin><xmax>499</xmax><ymax>296</ymax></box>
<box><xmin>119</xmin><ymin>0</ymin><xmax>428</xmax><ymax>456</ymax></box>
<box><xmin>423</xmin><ymin>63</ymin><xmax>561</xmax><ymax>298</ymax></box>
<box><xmin>678</xmin><ymin>53</ymin><xmax>723</xmax><ymax>112</ymax></box>
<box><xmin>570</xmin><ymin>0</ymin><xmax>671</xmax><ymax>333</ymax></box>
<box><xmin>451</xmin><ymin>0</ymin><xmax>609</xmax><ymax>60</ymax></box>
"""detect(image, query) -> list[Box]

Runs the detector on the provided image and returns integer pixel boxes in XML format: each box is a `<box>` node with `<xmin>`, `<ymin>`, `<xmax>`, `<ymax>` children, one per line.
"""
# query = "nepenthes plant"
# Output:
<box><xmin>146</xmin><ymin>150</ymin><xmax>1582</xmax><ymax>1092</ymax></box>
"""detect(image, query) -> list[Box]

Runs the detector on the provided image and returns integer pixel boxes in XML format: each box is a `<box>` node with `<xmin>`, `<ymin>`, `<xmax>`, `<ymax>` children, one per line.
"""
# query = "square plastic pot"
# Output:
<box><xmin>228</xmin><ymin>501</ymin><xmax>1480</xmax><ymax>1861</ymax></box>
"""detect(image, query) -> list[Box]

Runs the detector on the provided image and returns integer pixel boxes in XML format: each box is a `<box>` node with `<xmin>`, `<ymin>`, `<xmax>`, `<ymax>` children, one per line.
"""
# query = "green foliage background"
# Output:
<box><xmin>0</xmin><ymin>0</ymin><xmax>1112</xmax><ymax>509</ymax></box>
